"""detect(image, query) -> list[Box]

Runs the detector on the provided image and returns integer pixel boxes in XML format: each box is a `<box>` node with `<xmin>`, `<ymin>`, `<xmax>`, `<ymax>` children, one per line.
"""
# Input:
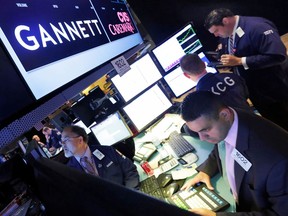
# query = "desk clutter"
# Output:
<box><xmin>135</xmin><ymin>114</ymin><xmax>231</xmax><ymax>213</ymax></box>
<box><xmin>139</xmin><ymin>173</ymin><xmax>185</xmax><ymax>200</ymax></box>
<box><xmin>134</xmin><ymin>129</ymin><xmax>199</xmax><ymax>177</ymax></box>
<box><xmin>133</xmin><ymin>142</ymin><xmax>157</xmax><ymax>163</ymax></box>
<box><xmin>133</xmin><ymin>130</ymin><xmax>197</xmax><ymax>163</ymax></box>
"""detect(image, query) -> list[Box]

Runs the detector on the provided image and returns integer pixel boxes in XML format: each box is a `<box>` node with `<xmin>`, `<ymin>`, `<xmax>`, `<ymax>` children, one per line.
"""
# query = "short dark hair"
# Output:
<box><xmin>181</xmin><ymin>91</ymin><xmax>227</xmax><ymax>122</ymax></box>
<box><xmin>63</xmin><ymin>125</ymin><xmax>88</xmax><ymax>143</ymax></box>
<box><xmin>42</xmin><ymin>126</ymin><xmax>51</xmax><ymax>132</ymax></box>
<box><xmin>204</xmin><ymin>8</ymin><xmax>234</xmax><ymax>30</ymax></box>
<box><xmin>180</xmin><ymin>53</ymin><xmax>205</xmax><ymax>75</ymax></box>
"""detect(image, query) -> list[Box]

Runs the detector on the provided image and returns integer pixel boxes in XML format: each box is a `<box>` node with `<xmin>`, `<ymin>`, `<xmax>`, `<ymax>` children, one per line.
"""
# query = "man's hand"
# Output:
<box><xmin>220</xmin><ymin>54</ymin><xmax>242</xmax><ymax>66</ymax></box>
<box><xmin>189</xmin><ymin>208</ymin><xmax>216</xmax><ymax>216</ymax></box>
<box><xmin>181</xmin><ymin>171</ymin><xmax>214</xmax><ymax>191</ymax></box>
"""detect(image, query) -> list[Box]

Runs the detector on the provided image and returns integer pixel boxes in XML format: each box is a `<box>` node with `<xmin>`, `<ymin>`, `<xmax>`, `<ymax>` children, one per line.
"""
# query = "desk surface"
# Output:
<box><xmin>134</xmin><ymin>114</ymin><xmax>234</xmax><ymax>212</ymax></box>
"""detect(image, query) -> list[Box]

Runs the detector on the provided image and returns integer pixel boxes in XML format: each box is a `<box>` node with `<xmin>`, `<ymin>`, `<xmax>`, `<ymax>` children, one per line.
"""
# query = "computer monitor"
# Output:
<box><xmin>90</xmin><ymin>111</ymin><xmax>133</xmax><ymax>146</ymax></box>
<box><xmin>30</xmin><ymin>157</ymin><xmax>195</xmax><ymax>216</ymax></box>
<box><xmin>111</xmin><ymin>53</ymin><xmax>162</xmax><ymax>102</ymax></box>
<box><xmin>70</xmin><ymin>86</ymin><xmax>117</xmax><ymax>127</ymax></box>
<box><xmin>152</xmin><ymin>22</ymin><xmax>203</xmax><ymax>72</ymax></box>
<box><xmin>163</xmin><ymin>66</ymin><xmax>196</xmax><ymax>98</ymax></box>
<box><xmin>17</xmin><ymin>139</ymin><xmax>49</xmax><ymax>159</ymax></box>
<box><xmin>163</xmin><ymin>52</ymin><xmax>218</xmax><ymax>97</ymax></box>
<box><xmin>73</xmin><ymin>119</ymin><xmax>93</xmax><ymax>135</ymax></box>
<box><xmin>0</xmin><ymin>0</ymin><xmax>142</xmax><ymax>100</ymax></box>
<box><xmin>123</xmin><ymin>84</ymin><xmax>172</xmax><ymax>131</ymax></box>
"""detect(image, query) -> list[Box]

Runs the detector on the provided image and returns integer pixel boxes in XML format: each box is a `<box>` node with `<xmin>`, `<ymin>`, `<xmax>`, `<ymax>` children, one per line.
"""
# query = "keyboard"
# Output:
<box><xmin>168</xmin><ymin>131</ymin><xmax>195</xmax><ymax>158</ymax></box>
<box><xmin>139</xmin><ymin>175</ymin><xmax>165</xmax><ymax>200</ymax></box>
<box><xmin>168</xmin><ymin>183</ymin><xmax>230</xmax><ymax>212</ymax></box>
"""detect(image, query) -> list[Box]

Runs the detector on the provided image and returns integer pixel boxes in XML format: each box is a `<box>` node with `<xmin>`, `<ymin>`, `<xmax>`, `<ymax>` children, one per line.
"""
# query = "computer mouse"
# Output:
<box><xmin>181</xmin><ymin>152</ymin><xmax>198</xmax><ymax>166</ymax></box>
<box><xmin>157</xmin><ymin>173</ymin><xmax>173</xmax><ymax>188</ymax></box>
<box><xmin>162</xmin><ymin>182</ymin><xmax>179</xmax><ymax>198</ymax></box>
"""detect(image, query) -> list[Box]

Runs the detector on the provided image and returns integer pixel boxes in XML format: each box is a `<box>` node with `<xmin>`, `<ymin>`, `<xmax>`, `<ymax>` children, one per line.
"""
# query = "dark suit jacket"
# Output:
<box><xmin>197</xmin><ymin>72</ymin><xmax>252</xmax><ymax>112</ymax></box>
<box><xmin>66</xmin><ymin>145</ymin><xmax>140</xmax><ymax>189</ymax></box>
<box><xmin>197</xmin><ymin>109</ymin><xmax>288</xmax><ymax>216</ymax></box>
<box><xmin>219</xmin><ymin>16</ymin><xmax>288</xmax><ymax>108</ymax></box>
<box><xmin>47</xmin><ymin>129</ymin><xmax>62</xmax><ymax>149</ymax></box>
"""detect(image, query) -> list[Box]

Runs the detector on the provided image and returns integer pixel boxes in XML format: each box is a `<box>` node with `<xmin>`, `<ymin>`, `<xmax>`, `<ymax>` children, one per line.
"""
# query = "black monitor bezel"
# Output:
<box><xmin>89</xmin><ymin>111</ymin><xmax>133</xmax><ymax>146</ymax></box>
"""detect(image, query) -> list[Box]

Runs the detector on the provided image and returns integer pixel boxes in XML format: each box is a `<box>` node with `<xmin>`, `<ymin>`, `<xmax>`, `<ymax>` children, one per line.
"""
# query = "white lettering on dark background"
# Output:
<box><xmin>14</xmin><ymin>19</ymin><xmax>102</xmax><ymax>51</ymax></box>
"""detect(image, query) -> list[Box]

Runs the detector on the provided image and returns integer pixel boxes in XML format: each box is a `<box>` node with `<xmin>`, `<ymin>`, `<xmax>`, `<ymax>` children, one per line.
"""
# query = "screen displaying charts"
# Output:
<box><xmin>90</xmin><ymin>111</ymin><xmax>132</xmax><ymax>146</ymax></box>
<box><xmin>111</xmin><ymin>53</ymin><xmax>162</xmax><ymax>102</ymax></box>
<box><xmin>152</xmin><ymin>23</ymin><xmax>203</xmax><ymax>72</ymax></box>
<box><xmin>123</xmin><ymin>84</ymin><xmax>172</xmax><ymax>131</ymax></box>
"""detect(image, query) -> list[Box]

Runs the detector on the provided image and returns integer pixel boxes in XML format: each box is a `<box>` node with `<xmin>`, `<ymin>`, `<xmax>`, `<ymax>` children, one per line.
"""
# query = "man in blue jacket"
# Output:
<box><xmin>61</xmin><ymin>125</ymin><xmax>140</xmax><ymax>189</ymax></box>
<box><xmin>42</xmin><ymin>126</ymin><xmax>62</xmax><ymax>154</ymax></box>
<box><xmin>180</xmin><ymin>53</ymin><xmax>252</xmax><ymax>112</ymax></box>
<box><xmin>180</xmin><ymin>53</ymin><xmax>254</xmax><ymax>138</ymax></box>
<box><xmin>204</xmin><ymin>8</ymin><xmax>288</xmax><ymax>131</ymax></box>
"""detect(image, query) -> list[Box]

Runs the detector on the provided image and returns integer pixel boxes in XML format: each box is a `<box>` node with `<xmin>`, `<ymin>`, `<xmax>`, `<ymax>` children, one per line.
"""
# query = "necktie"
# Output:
<box><xmin>225</xmin><ymin>142</ymin><xmax>237</xmax><ymax>201</ymax></box>
<box><xmin>80</xmin><ymin>156</ymin><xmax>98</xmax><ymax>176</ymax></box>
<box><xmin>218</xmin><ymin>141</ymin><xmax>237</xmax><ymax>211</ymax></box>
<box><xmin>229</xmin><ymin>35</ymin><xmax>234</xmax><ymax>54</ymax></box>
<box><xmin>218</xmin><ymin>141</ymin><xmax>229</xmax><ymax>184</ymax></box>
<box><xmin>229</xmin><ymin>34</ymin><xmax>240</xmax><ymax>75</ymax></box>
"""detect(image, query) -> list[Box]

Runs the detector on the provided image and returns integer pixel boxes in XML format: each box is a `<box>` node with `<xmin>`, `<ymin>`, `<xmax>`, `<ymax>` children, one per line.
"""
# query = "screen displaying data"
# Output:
<box><xmin>163</xmin><ymin>52</ymin><xmax>217</xmax><ymax>97</ymax></box>
<box><xmin>164</xmin><ymin>67</ymin><xmax>196</xmax><ymax>97</ymax></box>
<box><xmin>73</xmin><ymin>119</ymin><xmax>93</xmax><ymax>134</ymax></box>
<box><xmin>90</xmin><ymin>111</ymin><xmax>132</xmax><ymax>146</ymax></box>
<box><xmin>152</xmin><ymin>23</ymin><xmax>202</xmax><ymax>72</ymax></box>
<box><xmin>111</xmin><ymin>53</ymin><xmax>162</xmax><ymax>102</ymax></box>
<box><xmin>123</xmin><ymin>84</ymin><xmax>172</xmax><ymax>131</ymax></box>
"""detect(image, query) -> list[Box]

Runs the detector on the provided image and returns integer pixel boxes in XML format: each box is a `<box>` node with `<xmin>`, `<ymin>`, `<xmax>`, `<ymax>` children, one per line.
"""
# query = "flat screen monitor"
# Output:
<box><xmin>90</xmin><ymin>111</ymin><xmax>132</xmax><ymax>146</ymax></box>
<box><xmin>73</xmin><ymin>119</ymin><xmax>92</xmax><ymax>135</ymax></box>
<box><xmin>123</xmin><ymin>84</ymin><xmax>172</xmax><ymax>131</ymax></box>
<box><xmin>111</xmin><ymin>53</ymin><xmax>162</xmax><ymax>102</ymax></box>
<box><xmin>70</xmin><ymin>86</ymin><xmax>117</xmax><ymax>127</ymax></box>
<box><xmin>163</xmin><ymin>52</ymin><xmax>217</xmax><ymax>97</ymax></box>
<box><xmin>31</xmin><ymin>157</ymin><xmax>196</xmax><ymax>216</ymax></box>
<box><xmin>152</xmin><ymin>22</ymin><xmax>203</xmax><ymax>72</ymax></box>
<box><xmin>0</xmin><ymin>0</ymin><xmax>142</xmax><ymax>99</ymax></box>
<box><xmin>164</xmin><ymin>66</ymin><xmax>196</xmax><ymax>98</ymax></box>
<box><xmin>18</xmin><ymin>139</ymin><xmax>50</xmax><ymax>159</ymax></box>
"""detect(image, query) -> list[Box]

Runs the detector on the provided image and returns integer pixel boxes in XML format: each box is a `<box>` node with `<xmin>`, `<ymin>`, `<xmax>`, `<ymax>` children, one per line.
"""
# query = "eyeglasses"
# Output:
<box><xmin>61</xmin><ymin>136</ymin><xmax>80</xmax><ymax>145</ymax></box>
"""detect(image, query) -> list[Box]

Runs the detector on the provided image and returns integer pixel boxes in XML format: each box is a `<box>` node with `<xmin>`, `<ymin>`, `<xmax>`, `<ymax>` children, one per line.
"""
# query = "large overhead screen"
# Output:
<box><xmin>0</xmin><ymin>0</ymin><xmax>142</xmax><ymax>99</ymax></box>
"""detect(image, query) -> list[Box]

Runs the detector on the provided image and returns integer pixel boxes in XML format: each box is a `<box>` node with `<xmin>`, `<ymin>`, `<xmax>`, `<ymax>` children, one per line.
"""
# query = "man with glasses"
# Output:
<box><xmin>61</xmin><ymin>125</ymin><xmax>140</xmax><ymax>189</ymax></box>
